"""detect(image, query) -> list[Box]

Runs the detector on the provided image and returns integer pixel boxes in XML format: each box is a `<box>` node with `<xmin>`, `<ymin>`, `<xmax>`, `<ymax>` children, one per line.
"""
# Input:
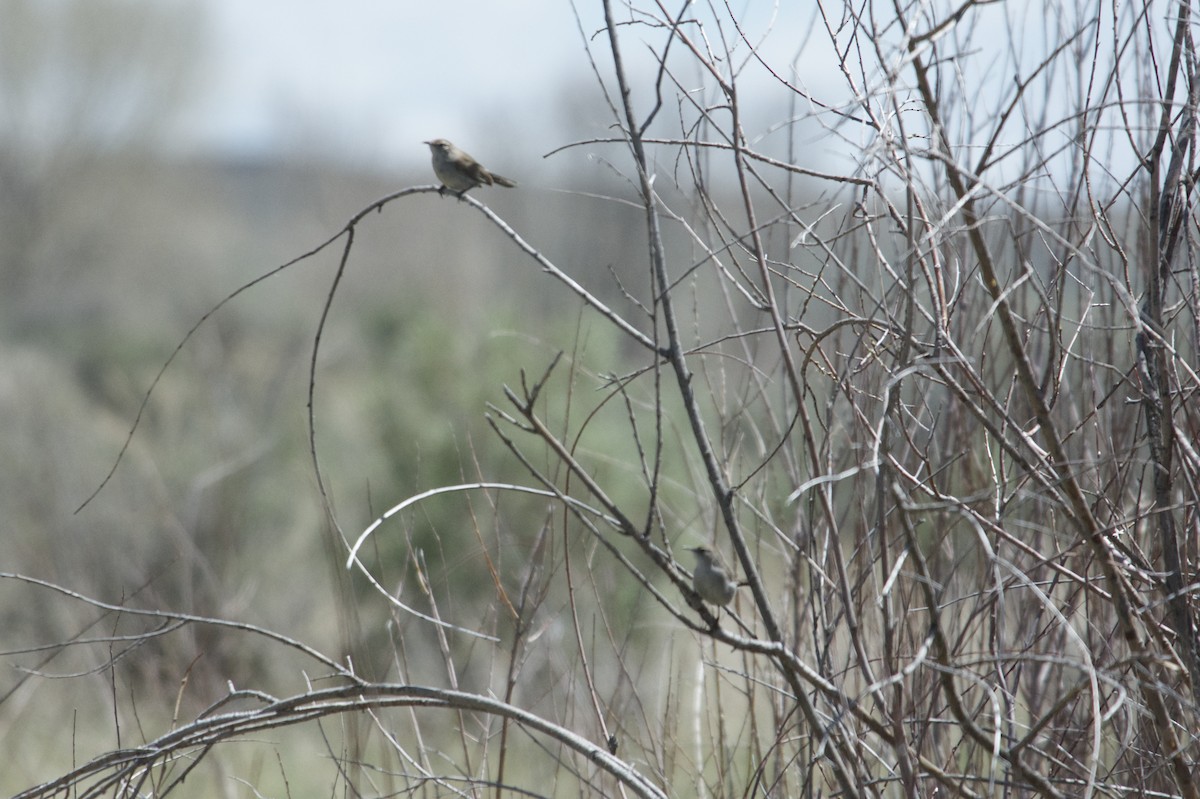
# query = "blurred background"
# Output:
<box><xmin>0</xmin><ymin>0</ymin><xmax>836</xmax><ymax>615</ymax></box>
<box><xmin>0</xmin><ymin>0</ymin><xmax>621</xmax><ymax>781</ymax></box>
<box><xmin>2</xmin><ymin>0</ymin><xmax>836</xmax><ymax>789</ymax></box>
<box><xmin>11</xmin><ymin>1</ymin><xmax>1190</xmax><ymax>797</ymax></box>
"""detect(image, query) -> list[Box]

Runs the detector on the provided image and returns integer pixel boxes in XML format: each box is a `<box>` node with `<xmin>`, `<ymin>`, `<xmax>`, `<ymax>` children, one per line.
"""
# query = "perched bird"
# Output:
<box><xmin>424</xmin><ymin>138</ymin><xmax>517</xmax><ymax>195</ymax></box>
<box><xmin>688</xmin><ymin>546</ymin><xmax>737</xmax><ymax>607</ymax></box>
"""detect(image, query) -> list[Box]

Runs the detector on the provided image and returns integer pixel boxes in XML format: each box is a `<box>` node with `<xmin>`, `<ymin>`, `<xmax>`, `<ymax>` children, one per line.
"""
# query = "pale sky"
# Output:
<box><xmin>2</xmin><ymin>0</ymin><xmax>1126</xmax><ymax>184</ymax></box>
<box><xmin>178</xmin><ymin>0</ymin><xmax>833</xmax><ymax>169</ymax></box>
<box><xmin>187</xmin><ymin>0</ymin><xmax>594</xmax><ymax>166</ymax></box>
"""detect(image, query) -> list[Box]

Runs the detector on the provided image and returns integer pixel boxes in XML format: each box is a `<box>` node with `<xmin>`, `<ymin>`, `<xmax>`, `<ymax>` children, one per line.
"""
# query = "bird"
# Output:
<box><xmin>688</xmin><ymin>546</ymin><xmax>737</xmax><ymax>607</ymax></box>
<box><xmin>424</xmin><ymin>138</ymin><xmax>517</xmax><ymax>195</ymax></box>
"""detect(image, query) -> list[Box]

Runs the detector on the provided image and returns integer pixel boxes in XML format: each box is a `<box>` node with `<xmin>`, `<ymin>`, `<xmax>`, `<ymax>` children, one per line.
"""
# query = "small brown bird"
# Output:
<box><xmin>424</xmin><ymin>138</ymin><xmax>517</xmax><ymax>195</ymax></box>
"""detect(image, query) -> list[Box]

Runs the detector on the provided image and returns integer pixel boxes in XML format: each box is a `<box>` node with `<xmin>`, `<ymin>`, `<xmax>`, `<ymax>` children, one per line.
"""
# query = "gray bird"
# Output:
<box><xmin>688</xmin><ymin>546</ymin><xmax>737</xmax><ymax>606</ymax></box>
<box><xmin>424</xmin><ymin>138</ymin><xmax>517</xmax><ymax>195</ymax></box>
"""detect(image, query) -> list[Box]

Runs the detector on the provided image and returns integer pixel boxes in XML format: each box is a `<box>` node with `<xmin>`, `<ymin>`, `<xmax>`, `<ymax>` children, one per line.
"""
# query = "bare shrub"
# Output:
<box><xmin>9</xmin><ymin>1</ymin><xmax>1199</xmax><ymax>798</ymax></box>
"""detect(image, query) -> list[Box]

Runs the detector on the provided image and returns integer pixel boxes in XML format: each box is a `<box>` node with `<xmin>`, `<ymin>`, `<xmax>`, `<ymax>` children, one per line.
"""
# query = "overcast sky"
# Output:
<box><xmin>177</xmin><ymin>0</ymin><xmax>831</xmax><ymax>170</ymax></box>
<box><xmin>6</xmin><ymin>0</ymin><xmax>1086</xmax><ymax>182</ymax></box>
<box><xmin>185</xmin><ymin>0</ymin><xmax>591</xmax><ymax>166</ymax></box>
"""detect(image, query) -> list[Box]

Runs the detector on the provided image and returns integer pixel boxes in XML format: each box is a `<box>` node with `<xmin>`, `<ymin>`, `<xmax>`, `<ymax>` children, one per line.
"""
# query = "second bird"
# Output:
<box><xmin>689</xmin><ymin>547</ymin><xmax>737</xmax><ymax>607</ymax></box>
<box><xmin>424</xmin><ymin>138</ymin><xmax>517</xmax><ymax>195</ymax></box>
